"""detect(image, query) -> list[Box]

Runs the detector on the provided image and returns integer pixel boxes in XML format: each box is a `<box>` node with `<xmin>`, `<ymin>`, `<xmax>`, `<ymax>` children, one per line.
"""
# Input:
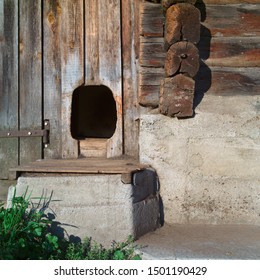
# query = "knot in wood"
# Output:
<box><xmin>180</xmin><ymin>53</ymin><xmax>188</xmax><ymax>59</ymax></box>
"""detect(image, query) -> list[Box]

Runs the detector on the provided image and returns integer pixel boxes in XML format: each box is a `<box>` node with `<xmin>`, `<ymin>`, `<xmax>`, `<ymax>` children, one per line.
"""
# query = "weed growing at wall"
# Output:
<box><xmin>0</xmin><ymin>190</ymin><xmax>141</xmax><ymax>260</ymax></box>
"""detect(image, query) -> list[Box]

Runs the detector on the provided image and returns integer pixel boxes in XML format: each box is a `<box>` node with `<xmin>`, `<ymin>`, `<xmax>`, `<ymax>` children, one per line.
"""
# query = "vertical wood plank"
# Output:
<box><xmin>43</xmin><ymin>0</ymin><xmax>62</xmax><ymax>159</ymax></box>
<box><xmin>85</xmin><ymin>0</ymin><xmax>99</xmax><ymax>84</ymax></box>
<box><xmin>85</xmin><ymin>0</ymin><xmax>123</xmax><ymax>157</ymax></box>
<box><xmin>19</xmin><ymin>0</ymin><xmax>42</xmax><ymax>164</ymax></box>
<box><xmin>0</xmin><ymin>0</ymin><xmax>18</xmax><ymax>178</ymax></box>
<box><xmin>99</xmin><ymin>0</ymin><xmax>122</xmax><ymax>157</ymax></box>
<box><xmin>122</xmin><ymin>0</ymin><xmax>140</xmax><ymax>158</ymax></box>
<box><xmin>60</xmin><ymin>0</ymin><xmax>84</xmax><ymax>158</ymax></box>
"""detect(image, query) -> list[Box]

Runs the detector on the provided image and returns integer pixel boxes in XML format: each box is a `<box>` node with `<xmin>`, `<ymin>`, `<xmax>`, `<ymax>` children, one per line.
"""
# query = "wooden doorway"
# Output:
<box><xmin>0</xmin><ymin>0</ymin><xmax>139</xmax><ymax>179</ymax></box>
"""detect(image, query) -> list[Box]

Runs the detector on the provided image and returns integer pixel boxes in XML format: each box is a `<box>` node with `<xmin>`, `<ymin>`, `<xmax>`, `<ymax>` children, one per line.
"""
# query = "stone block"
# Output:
<box><xmin>133</xmin><ymin>196</ymin><xmax>160</xmax><ymax>237</ymax></box>
<box><xmin>132</xmin><ymin>168</ymin><xmax>159</xmax><ymax>203</ymax></box>
<box><xmin>8</xmin><ymin>172</ymin><xmax>160</xmax><ymax>246</ymax></box>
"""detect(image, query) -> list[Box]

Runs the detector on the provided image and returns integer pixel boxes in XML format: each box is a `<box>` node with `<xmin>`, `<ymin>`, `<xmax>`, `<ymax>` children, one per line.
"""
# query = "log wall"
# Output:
<box><xmin>139</xmin><ymin>0</ymin><xmax>260</xmax><ymax>107</ymax></box>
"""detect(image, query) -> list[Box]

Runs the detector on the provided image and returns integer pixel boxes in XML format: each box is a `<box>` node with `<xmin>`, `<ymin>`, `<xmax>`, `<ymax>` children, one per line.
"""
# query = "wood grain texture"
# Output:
<box><xmin>140</xmin><ymin>37</ymin><xmax>166</xmax><ymax>67</ymax></box>
<box><xmin>159</xmin><ymin>75</ymin><xmax>195</xmax><ymax>117</ymax></box>
<box><xmin>80</xmin><ymin>139</ymin><xmax>107</xmax><ymax>157</ymax></box>
<box><xmin>43</xmin><ymin>0</ymin><xmax>62</xmax><ymax>159</ymax></box>
<box><xmin>122</xmin><ymin>0</ymin><xmax>140</xmax><ymax>158</ymax></box>
<box><xmin>85</xmin><ymin>0</ymin><xmax>99</xmax><ymax>83</ymax></box>
<box><xmin>197</xmin><ymin>0</ymin><xmax>260</xmax><ymax>4</ymax></box>
<box><xmin>138</xmin><ymin>85</ymin><xmax>161</xmax><ymax>108</ymax></box>
<box><xmin>0</xmin><ymin>0</ymin><xmax>18</xmax><ymax>179</ymax></box>
<box><xmin>85</xmin><ymin>0</ymin><xmax>123</xmax><ymax>158</ymax></box>
<box><xmin>165</xmin><ymin>3</ymin><xmax>200</xmax><ymax>49</ymax></box>
<box><xmin>60</xmin><ymin>0</ymin><xmax>84</xmax><ymax>158</ymax></box>
<box><xmin>10</xmin><ymin>157</ymin><xmax>150</xmax><ymax>181</ymax></box>
<box><xmin>198</xmin><ymin>37</ymin><xmax>260</xmax><ymax>67</ymax></box>
<box><xmin>201</xmin><ymin>4</ymin><xmax>260</xmax><ymax>37</ymax></box>
<box><xmin>165</xmin><ymin>41</ymin><xmax>200</xmax><ymax>77</ymax></box>
<box><xmin>139</xmin><ymin>2</ymin><xmax>164</xmax><ymax>108</ymax></box>
<box><xmin>141</xmin><ymin>36</ymin><xmax>260</xmax><ymax>68</ymax></box>
<box><xmin>19</xmin><ymin>0</ymin><xmax>42</xmax><ymax>165</ymax></box>
<box><xmin>140</xmin><ymin>2</ymin><xmax>164</xmax><ymax>37</ymax></box>
<box><xmin>195</xmin><ymin>66</ymin><xmax>260</xmax><ymax>96</ymax></box>
<box><xmin>139</xmin><ymin>68</ymin><xmax>164</xmax><ymax>108</ymax></box>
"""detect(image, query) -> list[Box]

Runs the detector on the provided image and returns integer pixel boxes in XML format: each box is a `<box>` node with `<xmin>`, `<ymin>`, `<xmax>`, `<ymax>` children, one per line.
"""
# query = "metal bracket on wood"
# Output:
<box><xmin>0</xmin><ymin>119</ymin><xmax>50</xmax><ymax>144</ymax></box>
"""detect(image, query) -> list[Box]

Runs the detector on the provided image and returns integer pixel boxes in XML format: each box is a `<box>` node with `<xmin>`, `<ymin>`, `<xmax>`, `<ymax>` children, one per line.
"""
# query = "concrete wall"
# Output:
<box><xmin>139</xmin><ymin>94</ymin><xmax>260</xmax><ymax>225</ymax></box>
<box><xmin>10</xmin><ymin>170</ymin><xmax>160</xmax><ymax>245</ymax></box>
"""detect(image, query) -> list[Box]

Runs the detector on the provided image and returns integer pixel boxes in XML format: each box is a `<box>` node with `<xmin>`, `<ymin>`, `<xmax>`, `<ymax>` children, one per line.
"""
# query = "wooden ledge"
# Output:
<box><xmin>9</xmin><ymin>157</ymin><xmax>150</xmax><ymax>184</ymax></box>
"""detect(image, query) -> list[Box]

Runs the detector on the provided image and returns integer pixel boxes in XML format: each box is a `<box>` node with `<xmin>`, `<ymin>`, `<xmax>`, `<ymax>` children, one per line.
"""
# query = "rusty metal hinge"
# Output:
<box><xmin>0</xmin><ymin>119</ymin><xmax>50</xmax><ymax>144</ymax></box>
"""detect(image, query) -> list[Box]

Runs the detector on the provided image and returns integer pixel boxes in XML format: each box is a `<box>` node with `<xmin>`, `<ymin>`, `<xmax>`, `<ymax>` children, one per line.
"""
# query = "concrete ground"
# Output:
<box><xmin>136</xmin><ymin>223</ymin><xmax>260</xmax><ymax>260</ymax></box>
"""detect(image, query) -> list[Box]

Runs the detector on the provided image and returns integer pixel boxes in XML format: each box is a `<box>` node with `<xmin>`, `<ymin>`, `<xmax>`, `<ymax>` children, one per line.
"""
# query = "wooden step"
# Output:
<box><xmin>9</xmin><ymin>157</ymin><xmax>149</xmax><ymax>183</ymax></box>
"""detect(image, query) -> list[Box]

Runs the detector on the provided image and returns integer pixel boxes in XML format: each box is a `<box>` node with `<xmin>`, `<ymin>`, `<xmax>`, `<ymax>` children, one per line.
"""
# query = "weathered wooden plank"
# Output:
<box><xmin>60</xmin><ymin>0</ymin><xmax>84</xmax><ymax>158</ymax></box>
<box><xmin>140</xmin><ymin>37</ymin><xmax>166</xmax><ymax>67</ymax></box>
<box><xmin>142</xmin><ymin>36</ymin><xmax>260</xmax><ymax>69</ymax></box>
<box><xmin>85</xmin><ymin>0</ymin><xmax>99</xmax><ymax>83</ymax></box>
<box><xmin>139</xmin><ymin>67</ymin><xmax>164</xmax><ymax>108</ymax></box>
<box><xmin>122</xmin><ymin>0</ymin><xmax>140</xmax><ymax>158</ymax></box>
<box><xmin>139</xmin><ymin>67</ymin><xmax>165</xmax><ymax>86</ymax></box>
<box><xmin>80</xmin><ymin>139</ymin><xmax>107</xmax><ymax>157</ymax></box>
<box><xmin>198</xmin><ymin>37</ymin><xmax>260</xmax><ymax>67</ymax></box>
<box><xmin>197</xmin><ymin>0</ymin><xmax>260</xmax><ymax>4</ymax></box>
<box><xmin>10</xmin><ymin>157</ymin><xmax>149</xmax><ymax>178</ymax></box>
<box><xmin>140</xmin><ymin>2</ymin><xmax>164</xmax><ymax>37</ymax></box>
<box><xmin>85</xmin><ymin>0</ymin><xmax>123</xmax><ymax>158</ymax></box>
<box><xmin>201</xmin><ymin>4</ymin><xmax>260</xmax><ymax>37</ymax></box>
<box><xmin>98</xmin><ymin>0</ymin><xmax>122</xmax><ymax>157</ymax></box>
<box><xmin>139</xmin><ymin>68</ymin><xmax>260</xmax><ymax>106</ymax></box>
<box><xmin>138</xmin><ymin>85</ymin><xmax>160</xmax><ymax>108</ymax></box>
<box><xmin>0</xmin><ymin>0</ymin><xmax>18</xmax><ymax>179</ymax></box>
<box><xmin>43</xmin><ymin>0</ymin><xmax>62</xmax><ymax>159</ymax></box>
<box><xmin>195</xmin><ymin>66</ymin><xmax>260</xmax><ymax>96</ymax></box>
<box><xmin>19</xmin><ymin>0</ymin><xmax>42</xmax><ymax>165</ymax></box>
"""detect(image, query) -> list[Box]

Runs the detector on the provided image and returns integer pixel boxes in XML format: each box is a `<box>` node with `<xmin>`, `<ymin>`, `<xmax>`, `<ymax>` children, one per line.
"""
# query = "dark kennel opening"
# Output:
<box><xmin>71</xmin><ymin>85</ymin><xmax>117</xmax><ymax>139</ymax></box>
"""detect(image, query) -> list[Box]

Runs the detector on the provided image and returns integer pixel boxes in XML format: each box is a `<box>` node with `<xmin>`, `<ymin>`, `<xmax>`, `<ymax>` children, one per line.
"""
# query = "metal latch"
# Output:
<box><xmin>0</xmin><ymin>119</ymin><xmax>50</xmax><ymax>144</ymax></box>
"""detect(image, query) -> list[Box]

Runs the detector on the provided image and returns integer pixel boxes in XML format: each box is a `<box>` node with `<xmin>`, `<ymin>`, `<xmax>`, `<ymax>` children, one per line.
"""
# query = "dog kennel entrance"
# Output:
<box><xmin>71</xmin><ymin>85</ymin><xmax>118</xmax><ymax>157</ymax></box>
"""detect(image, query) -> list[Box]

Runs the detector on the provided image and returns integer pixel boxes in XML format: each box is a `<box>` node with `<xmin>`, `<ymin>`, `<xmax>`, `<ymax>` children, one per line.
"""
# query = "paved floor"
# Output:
<box><xmin>136</xmin><ymin>223</ymin><xmax>260</xmax><ymax>260</ymax></box>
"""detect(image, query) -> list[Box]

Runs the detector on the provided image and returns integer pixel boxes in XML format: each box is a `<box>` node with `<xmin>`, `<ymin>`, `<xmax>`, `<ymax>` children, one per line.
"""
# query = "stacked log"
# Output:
<box><xmin>159</xmin><ymin>0</ymin><xmax>200</xmax><ymax>118</ymax></box>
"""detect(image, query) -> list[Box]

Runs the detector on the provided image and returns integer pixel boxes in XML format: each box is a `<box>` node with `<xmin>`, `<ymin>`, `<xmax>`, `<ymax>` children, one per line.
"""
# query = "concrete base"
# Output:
<box><xmin>8</xmin><ymin>169</ymin><xmax>160</xmax><ymax>245</ymax></box>
<box><xmin>139</xmin><ymin>95</ymin><xmax>260</xmax><ymax>225</ymax></box>
<box><xmin>137</xmin><ymin>223</ymin><xmax>260</xmax><ymax>260</ymax></box>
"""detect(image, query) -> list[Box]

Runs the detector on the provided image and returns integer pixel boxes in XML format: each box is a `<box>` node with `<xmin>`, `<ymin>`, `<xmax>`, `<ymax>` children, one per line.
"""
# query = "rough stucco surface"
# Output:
<box><xmin>139</xmin><ymin>95</ymin><xmax>260</xmax><ymax>225</ymax></box>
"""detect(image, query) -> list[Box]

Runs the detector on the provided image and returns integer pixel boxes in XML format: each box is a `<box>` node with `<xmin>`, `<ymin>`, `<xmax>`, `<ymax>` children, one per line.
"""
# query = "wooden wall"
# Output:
<box><xmin>197</xmin><ymin>0</ymin><xmax>260</xmax><ymax>98</ymax></box>
<box><xmin>139</xmin><ymin>0</ymin><xmax>260</xmax><ymax>107</ymax></box>
<box><xmin>0</xmin><ymin>0</ymin><xmax>140</xmax><ymax>179</ymax></box>
<box><xmin>0</xmin><ymin>0</ymin><xmax>18</xmax><ymax>178</ymax></box>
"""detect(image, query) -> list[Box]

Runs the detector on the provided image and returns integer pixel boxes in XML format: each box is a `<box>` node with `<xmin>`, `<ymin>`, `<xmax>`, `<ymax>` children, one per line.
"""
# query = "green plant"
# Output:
<box><xmin>0</xmin><ymin>189</ymin><xmax>142</xmax><ymax>260</ymax></box>
<box><xmin>56</xmin><ymin>236</ymin><xmax>142</xmax><ymax>260</ymax></box>
<box><xmin>0</xmin><ymin>189</ymin><xmax>59</xmax><ymax>259</ymax></box>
